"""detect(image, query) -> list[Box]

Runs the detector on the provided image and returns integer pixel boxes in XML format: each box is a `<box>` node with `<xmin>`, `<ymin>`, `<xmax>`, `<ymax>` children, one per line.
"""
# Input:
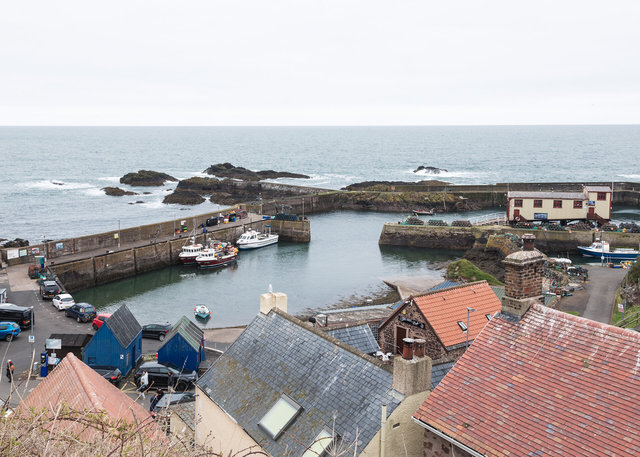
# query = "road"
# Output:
<box><xmin>559</xmin><ymin>264</ymin><xmax>627</xmax><ymax>323</ymax></box>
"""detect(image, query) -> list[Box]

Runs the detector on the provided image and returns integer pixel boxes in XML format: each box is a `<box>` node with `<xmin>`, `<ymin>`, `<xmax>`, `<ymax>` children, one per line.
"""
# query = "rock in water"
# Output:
<box><xmin>120</xmin><ymin>170</ymin><xmax>177</xmax><ymax>186</ymax></box>
<box><xmin>413</xmin><ymin>165</ymin><xmax>448</xmax><ymax>174</ymax></box>
<box><xmin>203</xmin><ymin>163</ymin><xmax>309</xmax><ymax>181</ymax></box>
<box><xmin>102</xmin><ymin>187</ymin><xmax>139</xmax><ymax>196</ymax></box>
<box><xmin>163</xmin><ymin>190</ymin><xmax>205</xmax><ymax>205</ymax></box>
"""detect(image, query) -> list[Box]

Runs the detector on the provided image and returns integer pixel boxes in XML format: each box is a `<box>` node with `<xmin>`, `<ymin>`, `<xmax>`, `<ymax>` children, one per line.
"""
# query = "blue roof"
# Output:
<box><xmin>197</xmin><ymin>310</ymin><xmax>404</xmax><ymax>456</ymax></box>
<box><xmin>326</xmin><ymin>324</ymin><xmax>380</xmax><ymax>354</ymax></box>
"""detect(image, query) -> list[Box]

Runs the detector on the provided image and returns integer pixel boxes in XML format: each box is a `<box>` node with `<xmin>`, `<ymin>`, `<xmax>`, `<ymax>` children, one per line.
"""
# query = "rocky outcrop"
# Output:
<box><xmin>120</xmin><ymin>170</ymin><xmax>177</xmax><ymax>186</ymax></box>
<box><xmin>413</xmin><ymin>165</ymin><xmax>448</xmax><ymax>174</ymax></box>
<box><xmin>342</xmin><ymin>180</ymin><xmax>451</xmax><ymax>191</ymax></box>
<box><xmin>462</xmin><ymin>235</ymin><xmax>519</xmax><ymax>282</ymax></box>
<box><xmin>172</xmin><ymin>177</ymin><xmax>306</xmax><ymax>205</ymax></box>
<box><xmin>162</xmin><ymin>190</ymin><xmax>205</xmax><ymax>205</ymax></box>
<box><xmin>102</xmin><ymin>187</ymin><xmax>139</xmax><ymax>196</ymax></box>
<box><xmin>203</xmin><ymin>163</ymin><xmax>309</xmax><ymax>181</ymax></box>
<box><xmin>1</xmin><ymin>238</ymin><xmax>29</xmax><ymax>248</ymax></box>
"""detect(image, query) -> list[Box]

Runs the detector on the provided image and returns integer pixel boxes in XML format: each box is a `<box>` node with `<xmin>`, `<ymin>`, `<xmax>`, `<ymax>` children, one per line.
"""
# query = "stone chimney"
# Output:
<box><xmin>392</xmin><ymin>338</ymin><xmax>432</xmax><ymax>395</ymax></box>
<box><xmin>260</xmin><ymin>292</ymin><xmax>288</xmax><ymax>315</ymax></box>
<box><xmin>501</xmin><ymin>234</ymin><xmax>545</xmax><ymax>319</ymax></box>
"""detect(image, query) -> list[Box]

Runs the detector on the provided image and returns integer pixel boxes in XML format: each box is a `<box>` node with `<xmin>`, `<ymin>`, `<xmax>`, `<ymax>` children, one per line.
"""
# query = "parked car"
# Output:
<box><xmin>142</xmin><ymin>323</ymin><xmax>172</xmax><ymax>341</ymax></box>
<box><xmin>65</xmin><ymin>303</ymin><xmax>97</xmax><ymax>323</ymax></box>
<box><xmin>134</xmin><ymin>362</ymin><xmax>197</xmax><ymax>390</ymax></box>
<box><xmin>90</xmin><ymin>366</ymin><xmax>122</xmax><ymax>386</ymax></box>
<box><xmin>0</xmin><ymin>304</ymin><xmax>33</xmax><ymax>329</ymax></box>
<box><xmin>40</xmin><ymin>281</ymin><xmax>60</xmax><ymax>299</ymax></box>
<box><xmin>52</xmin><ymin>294</ymin><xmax>75</xmax><ymax>311</ymax></box>
<box><xmin>155</xmin><ymin>392</ymin><xmax>196</xmax><ymax>408</ymax></box>
<box><xmin>92</xmin><ymin>313</ymin><xmax>112</xmax><ymax>330</ymax></box>
<box><xmin>0</xmin><ymin>322</ymin><xmax>21</xmax><ymax>342</ymax></box>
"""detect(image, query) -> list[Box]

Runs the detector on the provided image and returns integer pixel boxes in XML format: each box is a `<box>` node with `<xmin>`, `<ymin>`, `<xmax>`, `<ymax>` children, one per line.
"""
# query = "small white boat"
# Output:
<box><xmin>194</xmin><ymin>304</ymin><xmax>211</xmax><ymax>320</ymax></box>
<box><xmin>178</xmin><ymin>239</ymin><xmax>204</xmax><ymax>265</ymax></box>
<box><xmin>236</xmin><ymin>227</ymin><xmax>279</xmax><ymax>250</ymax></box>
<box><xmin>577</xmin><ymin>240</ymin><xmax>639</xmax><ymax>260</ymax></box>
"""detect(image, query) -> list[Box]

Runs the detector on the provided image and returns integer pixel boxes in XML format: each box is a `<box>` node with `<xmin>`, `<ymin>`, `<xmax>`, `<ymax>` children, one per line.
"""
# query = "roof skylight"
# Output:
<box><xmin>301</xmin><ymin>428</ymin><xmax>335</xmax><ymax>457</ymax></box>
<box><xmin>258</xmin><ymin>395</ymin><xmax>302</xmax><ymax>440</ymax></box>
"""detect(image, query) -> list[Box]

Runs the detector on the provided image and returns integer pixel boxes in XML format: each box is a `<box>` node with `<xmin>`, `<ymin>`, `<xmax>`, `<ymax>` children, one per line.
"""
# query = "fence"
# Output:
<box><xmin>469</xmin><ymin>212</ymin><xmax>507</xmax><ymax>226</ymax></box>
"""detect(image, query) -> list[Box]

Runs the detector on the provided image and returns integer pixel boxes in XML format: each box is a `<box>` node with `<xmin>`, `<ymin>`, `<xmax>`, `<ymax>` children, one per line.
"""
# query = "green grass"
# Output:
<box><xmin>564</xmin><ymin>311</ymin><xmax>580</xmax><ymax>316</ymax></box>
<box><xmin>446</xmin><ymin>259</ymin><xmax>504</xmax><ymax>286</ymax></box>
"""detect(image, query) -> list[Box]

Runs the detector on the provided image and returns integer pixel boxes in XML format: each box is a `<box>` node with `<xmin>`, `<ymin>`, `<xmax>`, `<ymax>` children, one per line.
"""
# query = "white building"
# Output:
<box><xmin>507</xmin><ymin>185</ymin><xmax>611</xmax><ymax>223</ymax></box>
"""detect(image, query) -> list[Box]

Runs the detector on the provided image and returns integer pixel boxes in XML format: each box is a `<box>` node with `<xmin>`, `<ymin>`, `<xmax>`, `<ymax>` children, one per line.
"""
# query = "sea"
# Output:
<box><xmin>2</xmin><ymin>126</ymin><xmax>640</xmax><ymax>326</ymax></box>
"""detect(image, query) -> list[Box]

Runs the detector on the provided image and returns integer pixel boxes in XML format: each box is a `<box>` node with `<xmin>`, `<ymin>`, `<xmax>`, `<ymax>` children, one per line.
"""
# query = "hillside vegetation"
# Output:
<box><xmin>446</xmin><ymin>259</ymin><xmax>504</xmax><ymax>286</ymax></box>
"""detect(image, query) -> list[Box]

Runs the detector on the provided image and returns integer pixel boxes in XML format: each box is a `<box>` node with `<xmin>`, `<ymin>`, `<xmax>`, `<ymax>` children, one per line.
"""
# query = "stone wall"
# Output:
<box><xmin>423</xmin><ymin>429</ymin><xmax>474</xmax><ymax>457</ymax></box>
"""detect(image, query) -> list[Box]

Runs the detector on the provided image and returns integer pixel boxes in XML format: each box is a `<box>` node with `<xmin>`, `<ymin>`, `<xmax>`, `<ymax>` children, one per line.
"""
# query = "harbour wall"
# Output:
<box><xmin>50</xmin><ymin>218</ymin><xmax>310</xmax><ymax>292</ymax></box>
<box><xmin>378</xmin><ymin>223</ymin><xmax>640</xmax><ymax>254</ymax></box>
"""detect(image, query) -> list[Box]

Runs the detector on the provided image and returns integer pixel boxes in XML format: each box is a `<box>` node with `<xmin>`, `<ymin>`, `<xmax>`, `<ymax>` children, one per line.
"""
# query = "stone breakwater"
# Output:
<box><xmin>378</xmin><ymin>223</ymin><xmax>640</xmax><ymax>254</ymax></box>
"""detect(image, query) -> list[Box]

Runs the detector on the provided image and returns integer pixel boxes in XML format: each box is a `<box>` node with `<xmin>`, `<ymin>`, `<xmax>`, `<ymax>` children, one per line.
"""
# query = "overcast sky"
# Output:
<box><xmin>1</xmin><ymin>1</ymin><xmax>639</xmax><ymax>125</ymax></box>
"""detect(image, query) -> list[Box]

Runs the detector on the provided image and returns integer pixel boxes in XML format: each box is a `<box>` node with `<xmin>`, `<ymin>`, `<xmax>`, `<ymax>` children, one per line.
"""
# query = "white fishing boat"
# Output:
<box><xmin>195</xmin><ymin>243</ymin><xmax>238</xmax><ymax>269</ymax></box>
<box><xmin>178</xmin><ymin>239</ymin><xmax>204</xmax><ymax>265</ymax></box>
<box><xmin>577</xmin><ymin>240</ymin><xmax>639</xmax><ymax>260</ymax></box>
<box><xmin>236</xmin><ymin>226</ymin><xmax>279</xmax><ymax>250</ymax></box>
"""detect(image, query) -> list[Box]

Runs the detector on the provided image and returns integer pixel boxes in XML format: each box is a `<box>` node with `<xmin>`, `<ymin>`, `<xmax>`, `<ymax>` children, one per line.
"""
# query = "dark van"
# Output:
<box><xmin>40</xmin><ymin>281</ymin><xmax>60</xmax><ymax>299</ymax></box>
<box><xmin>0</xmin><ymin>304</ymin><xmax>33</xmax><ymax>329</ymax></box>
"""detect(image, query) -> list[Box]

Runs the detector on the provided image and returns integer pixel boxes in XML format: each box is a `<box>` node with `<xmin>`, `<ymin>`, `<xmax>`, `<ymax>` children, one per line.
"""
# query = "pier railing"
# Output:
<box><xmin>469</xmin><ymin>212</ymin><xmax>507</xmax><ymax>226</ymax></box>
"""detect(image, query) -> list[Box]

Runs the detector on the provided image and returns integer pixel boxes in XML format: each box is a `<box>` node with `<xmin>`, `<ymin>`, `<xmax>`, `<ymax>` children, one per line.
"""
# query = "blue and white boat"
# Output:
<box><xmin>577</xmin><ymin>240</ymin><xmax>639</xmax><ymax>260</ymax></box>
<box><xmin>194</xmin><ymin>304</ymin><xmax>211</xmax><ymax>320</ymax></box>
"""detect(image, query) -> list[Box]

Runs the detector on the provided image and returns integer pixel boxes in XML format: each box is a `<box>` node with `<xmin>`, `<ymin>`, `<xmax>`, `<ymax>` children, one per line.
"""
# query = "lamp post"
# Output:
<box><xmin>466</xmin><ymin>307</ymin><xmax>477</xmax><ymax>349</ymax></box>
<box><xmin>117</xmin><ymin>219</ymin><xmax>121</xmax><ymax>249</ymax></box>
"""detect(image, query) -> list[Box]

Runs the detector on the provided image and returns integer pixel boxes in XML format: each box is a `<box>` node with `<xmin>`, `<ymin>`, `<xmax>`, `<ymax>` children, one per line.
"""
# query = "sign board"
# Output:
<box><xmin>114</xmin><ymin>233</ymin><xmax>119</xmax><ymax>239</ymax></box>
<box><xmin>19</xmin><ymin>249</ymin><xmax>28</xmax><ymax>257</ymax></box>
<box><xmin>45</xmin><ymin>338</ymin><xmax>62</xmax><ymax>350</ymax></box>
<box><xmin>6</xmin><ymin>249</ymin><xmax>18</xmax><ymax>260</ymax></box>
<box><xmin>120</xmin><ymin>354</ymin><xmax>124</xmax><ymax>360</ymax></box>
<box><xmin>28</xmin><ymin>335</ymin><xmax>35</xmax><ymax>343</ymax></box>
<box><xmin>31</xmin><ymin>247</ymin><xmax>40</xmax><ymax>255</ymax></box>
<box><xmin>587</xmin><ymin>200</ymin><xmax>596</xmax><ymax>206</ymax></box>
<box><xmin>55</xmin><ymin>242</ymin><xmax>63</xmax><ymax>250</ymax></box>
<box><xmin>618</xmin><ymin>302</ymin><xmax>624</xmax><ymax>312</ymax></box>
<box><xmin>534</xmin><ymin>213</ymin><xmax>548</xmax><ymax>220</ymax></box>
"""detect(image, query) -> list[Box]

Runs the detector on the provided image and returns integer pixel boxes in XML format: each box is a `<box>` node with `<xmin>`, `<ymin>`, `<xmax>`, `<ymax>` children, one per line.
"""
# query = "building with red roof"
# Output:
<box><xmin>412</xmin><ymin>234</ymin><xmax>640</xmax><ymax>456</ymax></box>
<box><xmin>378</xmin><ymin>280</ymin><xmax>502</xmax><ymax>361</ymax></box>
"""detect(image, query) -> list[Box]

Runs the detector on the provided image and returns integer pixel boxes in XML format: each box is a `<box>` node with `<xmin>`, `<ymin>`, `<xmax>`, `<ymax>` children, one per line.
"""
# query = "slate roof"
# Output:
<box><xmin>48</xmin><ymin>333</ymin><xmax>93</xmax><ymax>347</ymax></box>
<box><xmin>382</xmin><ymin>281</ymin><xmax>502</xmax><ymax>349</ymax></box>
<box><xmin>430</xmin><ymin>361</ymin><xmax>455</xmax><ymax>389</ymax></box>
<box><xmin>20</xmin><ymin>353</ymin><xmax>150</xmax><ymax>429</ymax></box>
<box><xmin>198</xmin><ymin>309</ymin><xmax>404</xmax><ymax>457</ymax></box>
<box><xmin>326</xmin><ymin>324</ymin><xmax>380</xmax><ymax>354</ymax></box>
<box><xmin>507</xmin><ymin>190</ymin><xmax>585</xmax><ymax>200</ymax></box>
<box><xmin>413</xmin><ymin>303</ymin><xmax>640</xmax><ymax>457</ymax></box>
<box><xmin>389</xmin><ymin>281</ymin><xmax>461</xmax><ymax>310</ymax></box>
<box><xmin>105</xmin><ymin>304</ymin><xmax>141</xmax><ymax>348</ymax></box>
<box><xmin>160</xmin><ymin>316</ymin><xmax>203</xmax><ymax>352</ymax></box>
<box><xmin>584</xmin><ymin>185</ymin><xmax>611</xmax><ymax>193</ymax></box>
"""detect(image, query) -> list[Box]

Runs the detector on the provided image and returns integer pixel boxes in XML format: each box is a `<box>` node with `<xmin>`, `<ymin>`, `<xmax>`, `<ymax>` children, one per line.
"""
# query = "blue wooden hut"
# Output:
<box><xmin>83</xmin><ymin>305</ymin><xmax>142</xmax><ymax>376</ymax></box>
<box><xmin>157</xmin><ymin>316</ymin><xmax>205</xmax><ymax>372</ymax></box>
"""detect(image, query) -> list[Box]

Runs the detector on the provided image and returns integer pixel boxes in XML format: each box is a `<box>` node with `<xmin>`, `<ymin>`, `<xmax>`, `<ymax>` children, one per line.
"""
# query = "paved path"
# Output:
<box><xmin>580</xmin><ymin>265</ymin><xmax>627</xmax><ymax>323</ymax></box>
<box><xmin>382</xmin><ymin>275</ymin><xmax>442</xmax><ymax>299</ymax></box>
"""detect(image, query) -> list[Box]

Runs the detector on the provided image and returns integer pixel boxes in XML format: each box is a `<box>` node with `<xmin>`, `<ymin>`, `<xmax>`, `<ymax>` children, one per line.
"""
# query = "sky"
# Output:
<box><xmin>1</xmin><ymin>1</ymin><xmax>640</xmax><ymax>126</ymax></box>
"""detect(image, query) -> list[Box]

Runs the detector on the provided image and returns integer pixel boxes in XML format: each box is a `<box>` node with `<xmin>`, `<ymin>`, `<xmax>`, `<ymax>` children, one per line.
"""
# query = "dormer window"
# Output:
<box><xmin>486</xmin><ymin>314</ymin><xmax>493</xmax><ymax>321</ymax></box>
<box><xmin>258</xmin><ymin>395</ymin><xmax>302</xmax><ymax>440</ymax></box>
<box><xmin>457</xmin><ymin>321</ymin><xmax>468</xmax><ymax>332</ymax></box>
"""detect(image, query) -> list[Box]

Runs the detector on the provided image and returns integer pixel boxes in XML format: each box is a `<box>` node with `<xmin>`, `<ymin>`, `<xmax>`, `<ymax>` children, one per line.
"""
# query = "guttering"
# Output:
<box><xmin>411</xmin><ymin>417</ymin><xmax>487</xmax><ymax>457</ymax></box>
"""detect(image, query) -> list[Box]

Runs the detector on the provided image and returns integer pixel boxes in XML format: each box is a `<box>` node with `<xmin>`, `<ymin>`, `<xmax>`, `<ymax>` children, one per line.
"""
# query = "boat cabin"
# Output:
<box><xmin>507</xmin><ymin>185</ymin><xmax>611</xmax><ymax>224</ymax></box>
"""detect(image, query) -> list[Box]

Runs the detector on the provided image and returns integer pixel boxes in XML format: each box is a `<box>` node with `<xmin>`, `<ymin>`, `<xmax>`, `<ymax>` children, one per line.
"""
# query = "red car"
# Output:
<box><xmin>92</xmin><ymin>313</ymin><xmax>112</xmax><ymax>330</ymax></box>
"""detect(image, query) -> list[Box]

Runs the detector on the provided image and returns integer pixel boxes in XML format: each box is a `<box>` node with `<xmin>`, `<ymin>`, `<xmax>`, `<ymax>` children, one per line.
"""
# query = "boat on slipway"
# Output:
<box><xmin>577</xmin><ymin>240</ymin><xmax>639</xmax><ymax>260</ymax></box>
<box><xmin>195</xmin><ymin>243</ymin><xmax>238</xmax><ymax>269</ymax></box>
<box><xmin>236</xmin><ymin>227</ymin><xmax>279</xmax><ymax>250</ymax></box>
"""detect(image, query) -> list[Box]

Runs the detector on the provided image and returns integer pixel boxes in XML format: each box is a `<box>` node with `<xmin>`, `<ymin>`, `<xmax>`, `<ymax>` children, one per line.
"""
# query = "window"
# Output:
<box><xmin>513</xmin><ymin>199</ymin><xmax>523</xmax><ymax>207</ymax></box>
<box><xmin>597</xmin><ymin>192</ymin><xmax>607</xmax><ymax>201</ymax></box>
<box><xmin>485</xmin><ymin>314</ymin><xmax>493</xmax><ymax>321</ymax></box>
<box><xmin>457</xmin><ymin>321</ymin><xmax>468</xmax><ymax>332</ymax></box>
<box><xmin>301</xmin><ymin>428</ymin><xmax>335</xmax><ymax>457</ymax></box>
<box><xmin>258</xmin><ymin>395</ymin><xmax>302</xmax><ymax>440</ymax></box>
<box><xmin>533</xmin><ymin>200</ymin><xmax>542</xmax><ymax>208</ymax></box>
<box><xmin>573</xmin><ymin>200</ymin><xmax>583</xmax><ymax>209</ymax></box>
<box><xmin>553</xmin><ymin>200</ymin><xmax>562</xmax><ymax>208</ymax></box>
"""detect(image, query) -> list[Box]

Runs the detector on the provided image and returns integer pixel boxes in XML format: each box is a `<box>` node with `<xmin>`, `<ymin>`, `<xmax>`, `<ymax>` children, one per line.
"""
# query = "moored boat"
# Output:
<box><xmin>236</xmin><ymin>227</ymin><xmax>279</xmax><ymax>250</ymax></box>
<box><xmin>577</xmin><ymin>240</ymin><xmax>639</xmax><ymax>260</ymax></box>
<box><xmin>194</xmin><ymin>304</ymin><xmax>211</xmax><ymax>320</ymax></box>
<box><xmin>412</xmin><ymin>209</ymin><xmax>435</xmax><ymax>216</ymax></box>
<box><xmin>195</xmin><ymin>244</ymin><xmax>238</xmax><ymax>269</ymax></box>
<box><xmin>178</xmin><ymin>239</ymin><xmax>204</xmax><ymax>265</ymax></box>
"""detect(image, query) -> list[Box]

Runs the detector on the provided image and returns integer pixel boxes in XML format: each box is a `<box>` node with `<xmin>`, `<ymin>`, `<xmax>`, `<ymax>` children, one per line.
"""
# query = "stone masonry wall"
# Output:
<box><xmin>423</xmin><ymin>429</ymin><xmax>474</xmax><ymax>457</ymax></box>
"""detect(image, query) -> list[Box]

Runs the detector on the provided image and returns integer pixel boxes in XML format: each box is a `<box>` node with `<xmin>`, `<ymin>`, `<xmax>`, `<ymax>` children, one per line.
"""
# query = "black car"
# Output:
<box><xmin>40</xmin><ymin>281</ymin><xmax>60</xmax><ymax>299</ymax></box>
<box><xmin>65</xmin><ymin>303</ymin><xmax>97</xmax><ymax>323</ymax></box>
<box><xmin>142</xmin><ymin>323</ymin><xmax>172</xmax><ymax>341</ymax></box>
<box><xmin>91</xmin><ymin>366</ymin><xmax>122</xmax><ymax>386</ymax></box>
<box><xmin>134</xmin><ymin>362</ymin><xmax>197</xmax><ymax>390</ymax></box>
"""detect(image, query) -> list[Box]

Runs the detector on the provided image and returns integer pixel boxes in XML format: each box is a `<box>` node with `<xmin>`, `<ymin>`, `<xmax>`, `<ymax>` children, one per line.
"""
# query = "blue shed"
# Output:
<box><xmin>157</xmin><ymin>316</ymin><xmax>205</xmax><ymax>372</ymax></box>
<box><xmin>83</xmin><ymin>305</ymin><xmax>142</xmax><ymax>376</ymax></box>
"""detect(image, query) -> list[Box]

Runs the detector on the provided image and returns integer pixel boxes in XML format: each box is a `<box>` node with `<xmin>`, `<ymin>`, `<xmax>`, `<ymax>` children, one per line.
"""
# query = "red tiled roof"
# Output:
<box><xmin>20</xmin><ymin>353</ymin><xmax>150</xmax><ymax>426</ymax></box>
<box><xmin>412</xmin><ymin>281</ymin><xmax>502</xmax><ymax>348</ymax></box>
<box><xmin>413</xmin><ymin>303</ymin><xmax>640</xmax><ymax>457</ymax></box>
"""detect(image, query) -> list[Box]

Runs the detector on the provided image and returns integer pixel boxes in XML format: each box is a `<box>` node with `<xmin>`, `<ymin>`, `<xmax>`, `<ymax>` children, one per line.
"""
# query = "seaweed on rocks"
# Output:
<box><xmin>162</xmin><ymin>190</ymin><xmax>205</xmax><ymax>205</ymax></box>
<box><xmin>203</xmin><ymin>163</ymin><xmax>309</xmax><ymax>181</ymax></box>
<box><xmin>120</xmin><ymin>170</ymin><xmax>177</xmax><ymax>186</ymax></box>
<box><xmin>102</xmin><ymin>187</ymin><xmax>138</xmax><ymax>196</ymax></box>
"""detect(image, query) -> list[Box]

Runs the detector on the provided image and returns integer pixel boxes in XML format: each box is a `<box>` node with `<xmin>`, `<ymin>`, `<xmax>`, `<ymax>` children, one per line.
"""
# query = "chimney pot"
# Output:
<box><xmin>522</xmin><ymin>234</ymin><xmax>535</xmax><ymax>251</ymax></box>
<box><xmin>402</xmin><ymin>338</ymin><xmax>415</xmax><ymax>360</ymax></box>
